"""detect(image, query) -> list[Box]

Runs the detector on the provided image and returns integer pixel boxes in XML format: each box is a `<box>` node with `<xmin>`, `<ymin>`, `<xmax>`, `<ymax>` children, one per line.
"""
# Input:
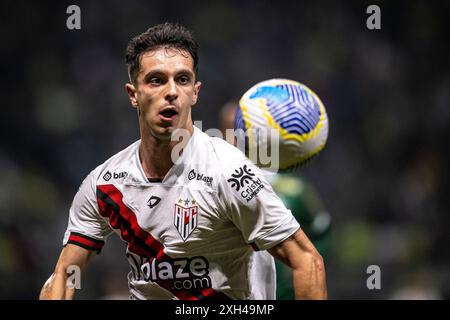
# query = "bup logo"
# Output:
<box><xmin>103</xmin><ymin>171</ymin><xmax>112</xmax><ymax>181</ymax></box>
<box><xmin>188</xmin><ymin>169</ymin><xmax>196</xmax><ymax>180</ymax></box>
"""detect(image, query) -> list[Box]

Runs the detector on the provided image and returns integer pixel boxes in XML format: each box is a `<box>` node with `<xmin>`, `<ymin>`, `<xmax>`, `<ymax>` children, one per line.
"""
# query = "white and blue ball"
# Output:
<box><xmin>235</xmin><ymin>79</ymin><xmax>329</xmax><ymax>170</ymax></box>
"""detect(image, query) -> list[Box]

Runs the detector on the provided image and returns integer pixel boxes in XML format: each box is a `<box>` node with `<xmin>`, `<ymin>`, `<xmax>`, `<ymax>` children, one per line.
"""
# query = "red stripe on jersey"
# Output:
<box><xmin>96</xmin><ymin>184</ymin><xmax>230</xmax><ymax>300</ymax></box>
<box><xmin>97</xmin><ymin>184</ymin><xmax>163</xmax><ymax>259</ymax></box>
<box><xmin>68</xmin><ymin>234</ymin><xmax>104</xmax><ymax>250</ymax></box>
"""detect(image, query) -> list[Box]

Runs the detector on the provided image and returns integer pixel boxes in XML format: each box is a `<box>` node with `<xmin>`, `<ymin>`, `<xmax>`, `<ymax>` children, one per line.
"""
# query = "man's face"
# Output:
<box><xmin>126</xmin><ymin>47</ymin><xmax>201</xmax><ymax>140</ymax></box>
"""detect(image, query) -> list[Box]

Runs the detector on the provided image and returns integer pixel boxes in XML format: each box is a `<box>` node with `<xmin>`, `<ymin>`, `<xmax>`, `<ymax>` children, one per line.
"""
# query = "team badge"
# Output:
<box><xmin>174</xmin><ymin>198</ymin><xmax>198</xmax><ymax>241</ymax></box>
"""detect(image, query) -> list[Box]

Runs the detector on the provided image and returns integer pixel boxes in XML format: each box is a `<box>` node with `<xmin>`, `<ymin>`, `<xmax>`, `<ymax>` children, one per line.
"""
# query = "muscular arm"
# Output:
<box><xmin>268</xmin><ymin>228</ymin><xmax>327</xmax><ymax>300</ymax></box>
<box><xmin>39</xmin><ymin>244</ymin><xmax>95</xmax><ymax>300</ymax></box>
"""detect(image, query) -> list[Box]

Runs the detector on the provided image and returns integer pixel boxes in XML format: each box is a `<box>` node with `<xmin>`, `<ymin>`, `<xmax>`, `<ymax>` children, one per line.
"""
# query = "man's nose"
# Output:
<box><xmin>165</xmin><ymin>79</ymin><xmax>178</xmax><ymax>101</ymax></box>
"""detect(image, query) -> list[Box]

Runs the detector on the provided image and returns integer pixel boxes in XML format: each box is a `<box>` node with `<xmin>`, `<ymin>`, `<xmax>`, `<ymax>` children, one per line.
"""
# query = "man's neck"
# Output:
<box><xmin>139</xmin><ymin>127</ymin><xmax>194</xmax><ymax>179</ymax></box>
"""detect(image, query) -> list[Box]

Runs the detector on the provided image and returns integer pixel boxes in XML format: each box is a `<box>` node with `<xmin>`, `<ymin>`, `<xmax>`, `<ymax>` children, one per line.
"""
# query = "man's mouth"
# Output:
<box><xmin>159</xmin><ymin>107</ymin><xmax>178</xmax><ymax>120</ymax></box>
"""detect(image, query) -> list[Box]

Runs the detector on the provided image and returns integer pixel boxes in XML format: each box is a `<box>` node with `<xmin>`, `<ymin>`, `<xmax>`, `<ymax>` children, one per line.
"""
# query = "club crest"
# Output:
<box><xmin>174</xmin><ymin>198</ymin><xmax>198</xmax><ymax>241</ymax></box>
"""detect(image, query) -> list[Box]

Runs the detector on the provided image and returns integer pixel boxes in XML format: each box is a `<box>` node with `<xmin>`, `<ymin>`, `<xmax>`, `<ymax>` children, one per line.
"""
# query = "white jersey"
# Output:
<box><xmin>63</xmin><ymin>126</ymin><xmax>300</xmax><ymax>300</ymax></box>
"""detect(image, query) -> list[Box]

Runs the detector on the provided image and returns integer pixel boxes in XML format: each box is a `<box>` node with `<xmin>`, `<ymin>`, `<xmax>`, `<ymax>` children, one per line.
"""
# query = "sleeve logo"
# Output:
<box><xmin>227</xmin><ymin>165</ymin><xmax>264</xmax><ymax>202</ymax></box>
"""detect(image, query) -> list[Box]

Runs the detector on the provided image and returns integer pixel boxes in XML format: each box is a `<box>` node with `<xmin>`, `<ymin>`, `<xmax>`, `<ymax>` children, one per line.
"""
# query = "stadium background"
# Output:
<box><xmin>0</xmin><ymin>0</ymin><xmax>448</xmax><ymax>299</ymax></box>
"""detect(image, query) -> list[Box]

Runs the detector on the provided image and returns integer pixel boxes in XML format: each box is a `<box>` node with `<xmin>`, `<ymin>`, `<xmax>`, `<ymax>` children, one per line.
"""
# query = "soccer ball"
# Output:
<box><xmin>234</xmin><ymin>78</ymin><xmax>329</xmax><ymax>171</ymax></box>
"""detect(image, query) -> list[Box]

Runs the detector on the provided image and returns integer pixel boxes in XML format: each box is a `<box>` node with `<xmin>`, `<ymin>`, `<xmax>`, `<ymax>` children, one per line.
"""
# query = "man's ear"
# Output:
<box><xmin>192</xmin><ymin>81</ymin><xmax>202</xmax><ymax>106</ymax></box>
<box><xmin>125</xmin><ymin>83</ymin><xmax>139</xmax><ymax>108</ymax></box>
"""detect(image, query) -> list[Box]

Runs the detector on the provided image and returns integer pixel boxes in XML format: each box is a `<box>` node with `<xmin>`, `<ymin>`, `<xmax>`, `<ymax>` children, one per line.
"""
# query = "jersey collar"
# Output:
<box><xmin>123</xmin><ymin>126</ymin><xmax>201</xmax><ymax>186</ymax></box>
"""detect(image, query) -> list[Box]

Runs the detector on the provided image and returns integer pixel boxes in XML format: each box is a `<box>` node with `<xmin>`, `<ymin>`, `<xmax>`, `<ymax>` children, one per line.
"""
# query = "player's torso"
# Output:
<box><xmin>94</xmin><ymin>140</ymin><xmax>258</xmax><ymax>299</ymax></box>
<box><xmin>92</xmin><ymin>130</ymin><xmax>275</xmax><ymax>299</ymax></box>
<box><xmin>116</xmin><ymin>180</ymin><xmax>241</xmax><ymax>255</ymax></box>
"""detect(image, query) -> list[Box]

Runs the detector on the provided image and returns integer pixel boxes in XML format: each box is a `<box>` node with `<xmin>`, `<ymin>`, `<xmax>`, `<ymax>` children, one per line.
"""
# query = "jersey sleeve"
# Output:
<box><xmin>218</xmin><ymin>156</ymin><xmax>301</xmax><ymax>251</ymax></box>
<box><xmin>62</xmin><ymin>171</ymin><xmax>113</xmax><ymax>253</ymax></box>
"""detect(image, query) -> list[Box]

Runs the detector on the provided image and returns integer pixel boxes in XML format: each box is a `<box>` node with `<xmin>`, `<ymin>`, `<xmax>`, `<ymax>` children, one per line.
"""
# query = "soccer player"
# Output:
<box><xmin>39</xmin><ymin>22</ymin><xmax>327</xmax><ymax>300</ymax></box>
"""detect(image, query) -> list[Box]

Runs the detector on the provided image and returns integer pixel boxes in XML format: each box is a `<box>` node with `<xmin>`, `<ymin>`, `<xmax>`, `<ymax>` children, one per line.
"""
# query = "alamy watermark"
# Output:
<box><xmin>66</xmin><ymin>5</ymin><xmax>81</xmax><ymax>30</ymax></box>
<box><xmin>366</xmin><ymin>5</ymin><xmax>381</xmax><ymax>30</ymax></box>
<box><xmin>170</xmin><ymin>121</ymin><xmax>280</xmax><ymax>172</ymax></box>
<box><xmin>366</xmin><ymin>265</ymin><xmax>381</xmax><ymax>290</ymax></box>
<box><xmin>66</xmin><ymin>264</ymin><xmax>81</xmax><ymax>290</ymax></box>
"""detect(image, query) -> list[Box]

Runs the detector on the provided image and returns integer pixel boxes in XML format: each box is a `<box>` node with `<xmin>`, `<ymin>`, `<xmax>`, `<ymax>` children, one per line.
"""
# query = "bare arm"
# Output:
<box><xmin>39</xmin><ymin>244</ymin><xmax>95</xmax><ymax>300</ymax></box>
<box><xmin>268</xmin><ymin>228</ymin><xmax>327</xmax><ymax>300</ymax></box>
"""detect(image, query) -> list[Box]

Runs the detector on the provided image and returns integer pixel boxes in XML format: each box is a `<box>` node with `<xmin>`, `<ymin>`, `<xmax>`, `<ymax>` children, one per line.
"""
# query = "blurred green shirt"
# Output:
<box><xmin>270</xmin><ymin>173</ymin><xmax>331</xmax><ymax>300</ymax></box>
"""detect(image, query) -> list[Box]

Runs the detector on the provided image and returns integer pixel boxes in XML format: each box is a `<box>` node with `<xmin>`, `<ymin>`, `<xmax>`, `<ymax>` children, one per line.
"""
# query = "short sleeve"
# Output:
<box><xmin>218</xmin><ymin>157</ymin><xmax>300</xmax><ymax>251</ymax></box>
<box><xmin>62</xmin><ymin>171</ymin><xmax>113</xmax><ymax>253</ymax></box>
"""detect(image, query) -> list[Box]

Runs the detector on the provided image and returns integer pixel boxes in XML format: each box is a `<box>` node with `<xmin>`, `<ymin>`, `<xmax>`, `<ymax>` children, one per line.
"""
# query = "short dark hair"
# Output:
<box><xmin>125</xmin><ymin>22</ymin><xmax>199</xmax><ymax>84</ymax></box>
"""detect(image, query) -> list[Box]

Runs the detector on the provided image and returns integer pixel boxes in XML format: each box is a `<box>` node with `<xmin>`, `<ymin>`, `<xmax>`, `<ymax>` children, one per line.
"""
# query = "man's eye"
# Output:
<box><xmin>177</xmin><ymin>76</ymin><xmax>189</xmax><ymax>85</ymax></box>
<box><xmin>149</xmin><ymin>78</ymin><xmax>162</xmax><ymax>85</ymax></box>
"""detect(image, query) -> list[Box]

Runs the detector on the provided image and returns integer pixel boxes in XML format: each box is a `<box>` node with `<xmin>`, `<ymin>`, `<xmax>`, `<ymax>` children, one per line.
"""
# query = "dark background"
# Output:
<box><xmin>0</xmin><ymin>0</ymin><xmax>448</xmax><ymax>299</ymax></box>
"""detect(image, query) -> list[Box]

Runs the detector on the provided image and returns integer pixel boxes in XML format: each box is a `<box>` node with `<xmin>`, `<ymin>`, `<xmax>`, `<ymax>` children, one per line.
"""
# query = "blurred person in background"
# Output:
<box><xmin>219</xmin><ymin>101</ymin><xmax>331</xmax><ymax>299</ymax></box>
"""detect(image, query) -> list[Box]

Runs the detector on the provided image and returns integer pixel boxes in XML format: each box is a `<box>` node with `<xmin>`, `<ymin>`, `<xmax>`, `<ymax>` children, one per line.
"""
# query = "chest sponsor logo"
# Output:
<box><xmin>187</xmin><ymin>169</ymin><xmax>213</xmax><ymax>187</ymax></box>
<box><xmin>103</xmin><ymin>171</ymin><xmax>128</xmax><ymax>181</ymax></box>
<box><xmin>227</xmin><ymin>164</ymin><xmax>264</xmax><ymax>202</ymax></box>
<box><xmin>127</xmin><ymin>254</ymin><xmax>212</xmax><ymax>291</ymax></box>
<box><xmin>113</xmin><ymin>171</ymin><xmax>128</xmax><ymax>179</ymax></box>
<box><xmin>103</xmin><ymin>171</ymin><xmax>112</xmax><ymax>181</ymax></box>
<box><xmin>174</xmin><ymin>198</ymin><xmax>198</xmax><ymax>241</ymax></box>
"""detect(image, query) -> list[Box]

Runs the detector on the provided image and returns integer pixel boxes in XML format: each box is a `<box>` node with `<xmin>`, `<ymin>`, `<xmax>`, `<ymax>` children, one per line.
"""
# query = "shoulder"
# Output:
<box><xmin>180</xmin><ymin>128</ymin><xmax>251</xmax><ymax>191</ymax></box>
<box><xmin>86</xmin><ymin>139</ymin><xmax>140</xmax><ymax>185</ymax></box>
<box><xmin>195</xmin><ymin>130</ymin><xmax>248</xmax><ymax>170</ymax></box>
<box><xmin>199</xmin><ymin>133</ymin><xmax>267</xmax><ymax>194</ymax></box>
